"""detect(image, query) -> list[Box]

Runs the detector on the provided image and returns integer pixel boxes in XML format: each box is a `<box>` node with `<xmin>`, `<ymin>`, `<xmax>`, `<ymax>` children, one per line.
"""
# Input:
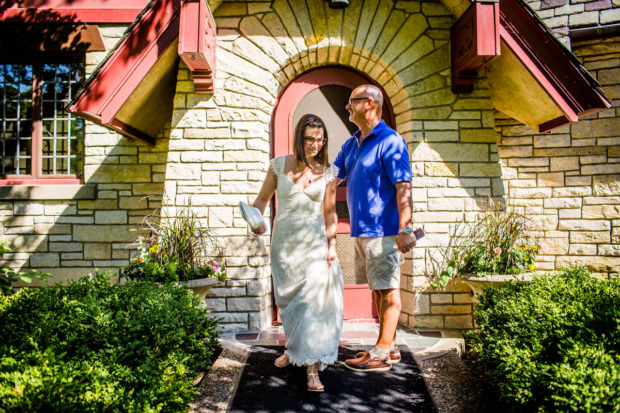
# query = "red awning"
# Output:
<box><xmin>451</xmin><ymin>0</ymin><xmax>611</xmax><ymax>132</ymax></box>
<box><xmin>68</xmin><ymin>0</ymin><xmax>216</xmax><ymax>144</ymax></box>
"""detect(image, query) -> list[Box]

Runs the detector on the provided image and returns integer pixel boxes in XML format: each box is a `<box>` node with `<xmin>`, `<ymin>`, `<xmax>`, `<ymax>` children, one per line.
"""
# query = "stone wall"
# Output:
<box><xmin>0</xmin><ymin>25</ymin><xmax>170</xmax><ymax>281</ymax></box>
<box><xmin>164</xmin><ymin>61</ymin><xmax>274</xmax><ymax>332</ymax></box>
<box><xmin>526</xmin><ymin>0</ymin><xmax>620</xmax><ymax>47</ymax></box>
<box><xmin>497</xmin><ymin>36</ymin><xmax>620</xmax><ymax>274</ymax></box>
<box><xmin>400</xmin><ymin>3</ymin><xmax>620</xmax><ymax>331</ymax></box>
<box><xmin>3</xmin><ymin>0</ymin><xmax>616</xmax><ymax>333</ymax></box>
<box><xmin>174</xmin><ymin>0</ymin><xmax>502</xmax><ymax>331</ymax></box>
<box><xmin>404</xmin><ymin>37</ymin><xmax>619</xmax><ymax>331</ymax></box>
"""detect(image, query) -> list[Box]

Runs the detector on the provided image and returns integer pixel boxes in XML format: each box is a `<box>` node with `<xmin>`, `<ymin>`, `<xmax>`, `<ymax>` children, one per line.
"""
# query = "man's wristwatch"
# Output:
<box><xmin>398</xmin><ymin>226</ymin><xmax>413</xmax><ymax>235</ymax></box>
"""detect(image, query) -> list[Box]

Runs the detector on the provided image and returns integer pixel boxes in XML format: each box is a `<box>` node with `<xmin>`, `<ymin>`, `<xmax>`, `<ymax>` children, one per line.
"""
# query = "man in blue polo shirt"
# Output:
<box><xmin>332</xmin><ymin>84</ymin><xmax>416</xmax><ymax>372</ymax></box>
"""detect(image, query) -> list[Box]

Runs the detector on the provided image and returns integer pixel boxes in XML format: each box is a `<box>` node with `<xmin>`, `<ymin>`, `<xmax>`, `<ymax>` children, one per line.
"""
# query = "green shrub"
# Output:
<box><xmin>0</xmin><ymin>272</ymin><xmax>221</xmax><ymax>412</ymax></box>
<box><xmin>466</xmin><ymin>267</ymin><xmax>620</xmax><ymax>412</ymax></box>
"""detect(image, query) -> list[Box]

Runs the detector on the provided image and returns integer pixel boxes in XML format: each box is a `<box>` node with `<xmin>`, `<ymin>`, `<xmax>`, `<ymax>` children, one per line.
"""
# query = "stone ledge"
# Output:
<box><xmin>178</xmin><ymin>277</ymin><xmax>223</xmax><ymax>299</ymax></box>
<box><xmin>0</xmin><ymin>185</ymin><xmax>96</xmax><ymax>200</ymax></box>
<box><xmin>180</xmin><ymin>277</ymin><xmax>222</xmax><ymax>289</ymax></box>
<box><xmin>462</xmin><ymin>273</ymin><xmax>534</xmax><ymax>297</ymax></box>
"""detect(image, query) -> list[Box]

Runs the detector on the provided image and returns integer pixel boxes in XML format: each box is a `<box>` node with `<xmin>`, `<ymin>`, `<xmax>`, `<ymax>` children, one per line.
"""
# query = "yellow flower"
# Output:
<box><xmin>529</xmin><ymin>264</ymin><xmax>535</xmax><ymax>271</ymax></box>
<box><xmin>149</xmin><ymin>245</ymin><xmax>160</xmax><ymax>254</ymax></box>
<box><xmin>530</xmin><ymin>245</ymin><xmax>536</xmax><ymax>250</ymax></box>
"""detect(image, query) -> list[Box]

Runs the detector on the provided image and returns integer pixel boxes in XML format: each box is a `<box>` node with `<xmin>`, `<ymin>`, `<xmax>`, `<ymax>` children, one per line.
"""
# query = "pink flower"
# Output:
<box><xmin>211</xmin><ymin>260</ymin><xmax>219</xmax><ymax>271</ymax></box>
<box><xmin>493</xmin><ymin>247</ymin><xmax>502</xmax><ymax>255</ymax></box>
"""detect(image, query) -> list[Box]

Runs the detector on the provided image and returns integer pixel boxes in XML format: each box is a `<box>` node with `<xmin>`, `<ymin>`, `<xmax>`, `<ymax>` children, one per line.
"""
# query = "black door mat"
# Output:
<box><xmin>229</xmin><ymin>345</ymin><xmax>436</xmax><ymax>412</ymax></box>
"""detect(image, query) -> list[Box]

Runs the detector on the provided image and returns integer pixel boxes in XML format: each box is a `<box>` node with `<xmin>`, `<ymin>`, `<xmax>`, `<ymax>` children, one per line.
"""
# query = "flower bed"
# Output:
<box><xmin>120</xmin><ymin>209</ymin><xmax>226</xmax><ymax>284</ymax></box>
<box><xmin>436</xmin><ymin>199</ymin><xmax>539</xmax><ymax>288</ymax></box>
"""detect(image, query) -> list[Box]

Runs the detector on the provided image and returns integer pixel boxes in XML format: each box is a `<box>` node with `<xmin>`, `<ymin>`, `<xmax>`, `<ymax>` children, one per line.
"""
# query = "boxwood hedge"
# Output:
<box><xmin>467</xmin><ymin>267</ymin><xmax>620</xmax><ymax>412</ymax></box>
<box><xmin>0</xmin><ymin>273</ymin><xmax>221</xmax><ymax>412</ymax></box>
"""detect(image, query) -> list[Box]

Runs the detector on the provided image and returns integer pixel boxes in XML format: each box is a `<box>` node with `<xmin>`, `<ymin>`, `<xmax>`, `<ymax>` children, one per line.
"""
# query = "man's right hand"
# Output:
<box><xmin>396</xmin><ymin>232</ymin><xmax>416</xmax><ymax>253</ymax></box>
<box><xmin>252</xmin><ymin>223</ymin><xmax>266</xmax><ymax>235</ymax></box>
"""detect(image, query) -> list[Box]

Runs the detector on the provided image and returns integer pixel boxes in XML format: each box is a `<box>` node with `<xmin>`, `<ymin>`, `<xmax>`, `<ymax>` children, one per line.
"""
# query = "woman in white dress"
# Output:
<box><xmin>251</xmin><ymin>114</ymin><xmax>343</xmax><ymax>392</ymax></box>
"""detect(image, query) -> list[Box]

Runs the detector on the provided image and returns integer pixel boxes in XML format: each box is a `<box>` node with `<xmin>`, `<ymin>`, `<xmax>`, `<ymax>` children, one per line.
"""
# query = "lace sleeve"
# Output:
<box><xmin>270</xmin><ymin>156</ymin><xmax>284</xmax><ymax>177</ymax></box>
<box><xmin>325</xmin><ymin>164</ymin><xmax>339</xmax><ymax>183</ymax></box>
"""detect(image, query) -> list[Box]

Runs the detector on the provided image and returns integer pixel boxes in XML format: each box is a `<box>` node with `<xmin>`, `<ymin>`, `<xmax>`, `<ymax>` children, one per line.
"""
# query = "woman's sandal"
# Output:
<box><xmin>307</xmin><ymin>373</ymin><xmax>324</xmax><ymax>392</ymax></box>
<box><xmin>274</xmin><ymin>353</ymin><xmax>290</xmax><ymax>368</ymax></box>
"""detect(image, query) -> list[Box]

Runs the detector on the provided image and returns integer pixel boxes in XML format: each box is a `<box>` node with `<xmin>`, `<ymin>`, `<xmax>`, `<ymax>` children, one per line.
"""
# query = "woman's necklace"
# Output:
<box><xmin>296</xmin><ymin>161</ymin><xmax>318</xmax><ymax>185</ymax></box>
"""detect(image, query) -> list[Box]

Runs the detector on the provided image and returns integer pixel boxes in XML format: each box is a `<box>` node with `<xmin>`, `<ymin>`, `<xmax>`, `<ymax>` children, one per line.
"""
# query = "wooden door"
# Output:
<box><xmin>271</xmin><ymin>66</ymin><xmax>394</xmax><ymax>321</ymax></box>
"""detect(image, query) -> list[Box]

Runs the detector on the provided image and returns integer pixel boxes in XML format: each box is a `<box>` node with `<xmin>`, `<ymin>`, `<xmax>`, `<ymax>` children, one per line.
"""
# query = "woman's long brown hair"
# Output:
<box><xmin>292</xmin><ymin>114</ymin><xmax>329</xmax><ymax>167</ymax></box>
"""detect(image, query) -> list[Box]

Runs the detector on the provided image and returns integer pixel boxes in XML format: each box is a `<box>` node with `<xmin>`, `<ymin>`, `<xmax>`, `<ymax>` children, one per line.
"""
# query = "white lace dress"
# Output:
<box><xmin>269</xmin><ymin>156</ymin><xmax>344</xmax><ymax>371</ymax></box>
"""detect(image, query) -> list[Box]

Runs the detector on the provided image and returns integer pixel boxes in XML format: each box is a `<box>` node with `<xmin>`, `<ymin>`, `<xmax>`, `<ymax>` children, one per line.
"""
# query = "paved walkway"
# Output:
<box><xmin>190</xmin><ymin>321</ymin><xmax>465</xmax><ymax>412</ymax></box>
<box><xmin>223</xmin><ymin>321</ymin><xmax>464</xmax><ymax>357</ymax></box>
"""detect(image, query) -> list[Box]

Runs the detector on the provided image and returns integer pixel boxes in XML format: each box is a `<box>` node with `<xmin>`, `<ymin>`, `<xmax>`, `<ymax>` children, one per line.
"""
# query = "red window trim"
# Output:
<box><xmin>1</xmin><ymin>59</ymin><xmax>85</xmax><ymax>184</ymax></box>
<box><xmin>0</xmin><ymin>178</ymin><xmax>82</xmax><ymax>185</ymax></box>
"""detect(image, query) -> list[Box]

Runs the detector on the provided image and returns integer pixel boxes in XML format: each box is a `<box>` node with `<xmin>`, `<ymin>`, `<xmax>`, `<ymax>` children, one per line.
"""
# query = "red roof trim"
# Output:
<box><xmin>76</xmin><ymin>111</ymin><xmax>156</xmax><ymax>145</ymax></box>
<box><xmin>178</xmin><ymin>0</ymin><xmax>216</xmax><ymax>93</ymax></box>
<box><xmin>99</xmin><ymin>17</ymin><xmax>179</xmax><ymax>124</ymax></box>
<box><xmin>69</xmin><ymin>0</ymin><xmax>217</xmax><ymax>142</ymax></box>
<box><xmin>499</xmin><ymin>24</ymin><xmax>579</xmax><ymax>123</ymax></box>
<box><xmin>0</xmin><ymin>179</ymin><xmax>82</xmax><ymax>185</ymax></box>
<box><xmin>0</xmin><ymin>9</ymin><xmax>143</xmax><ymax>23</ymax></box>
<box><xmin>451</xmin><ymin>1</ymin><xmax>501</xmax><ymax>94</ymax></box>
<box><xmin>499</xmin><ymin>0</ymin><xmax>611</xmax><ymax>129</ymax></box>
<box><xmin>0</xmin><ymin>1</ymin><xmax>149</xmax><ymax>23</ymax></box>
<box><xmin>68</xmin><ymin>0</ymin><xmax>180</xmax><ymax>143</ymax></box>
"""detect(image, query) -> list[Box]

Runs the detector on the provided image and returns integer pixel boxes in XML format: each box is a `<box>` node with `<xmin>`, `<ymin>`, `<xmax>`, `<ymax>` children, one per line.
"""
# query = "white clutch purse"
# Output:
<box><xmin>238</xmin><ymin>201</ymin><xmax>265</xmax><ymax>230</ymax></box>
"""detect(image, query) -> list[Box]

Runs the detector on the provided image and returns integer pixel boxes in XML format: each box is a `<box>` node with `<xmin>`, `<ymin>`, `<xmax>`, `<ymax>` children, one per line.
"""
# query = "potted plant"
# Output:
<box><xmin>435</xmin><ymin>199</ymin><xmax>540</xmax><ymax>294</ymax></box>
<box><xmin>120</xmin><ymin>209</ymin><xmax>226</xmax><ymax>298</ymax></box>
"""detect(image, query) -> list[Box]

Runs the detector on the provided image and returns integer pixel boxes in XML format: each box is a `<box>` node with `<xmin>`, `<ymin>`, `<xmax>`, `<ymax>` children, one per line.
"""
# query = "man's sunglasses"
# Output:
<box><xmin>348</xmin><ymin>97</ymin><xmax>370</xmax><ymax>105</ymax></box>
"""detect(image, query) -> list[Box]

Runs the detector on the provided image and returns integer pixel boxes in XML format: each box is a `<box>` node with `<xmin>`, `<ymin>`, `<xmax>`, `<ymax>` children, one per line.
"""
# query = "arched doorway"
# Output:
<box><xmin>271</xmin><ymin>66</ymin><xmax>395</xmax><ymax>321</ymax></box>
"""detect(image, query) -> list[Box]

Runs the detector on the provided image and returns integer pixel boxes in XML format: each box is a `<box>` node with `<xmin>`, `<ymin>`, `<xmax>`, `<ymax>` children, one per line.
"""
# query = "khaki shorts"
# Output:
<box><xmin>354</xmin><ymin>235</ymin><xmax>403</xmax><ymax>291</ymax></box>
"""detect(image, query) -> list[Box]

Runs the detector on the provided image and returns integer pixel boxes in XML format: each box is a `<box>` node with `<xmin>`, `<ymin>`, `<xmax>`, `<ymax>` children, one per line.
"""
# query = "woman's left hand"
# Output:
<box><xmin>327</xmin><ymin>244</ymin><xmax>338</xmax><ymax>266</ymax></box>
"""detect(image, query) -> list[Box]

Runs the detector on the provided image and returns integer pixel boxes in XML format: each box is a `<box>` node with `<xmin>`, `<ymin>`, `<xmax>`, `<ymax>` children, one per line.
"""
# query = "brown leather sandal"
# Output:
<box><xmin>274</xmin><ymin>353</ymin><xmax>290</xmax><ymax>368</ymax></box>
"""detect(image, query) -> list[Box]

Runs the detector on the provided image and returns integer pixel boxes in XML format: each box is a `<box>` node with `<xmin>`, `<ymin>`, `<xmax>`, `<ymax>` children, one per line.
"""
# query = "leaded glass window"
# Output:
<box><xmin>0</xmin><ymin>61</ymin><xmax>84</xmax><ymax>179</ymax></box>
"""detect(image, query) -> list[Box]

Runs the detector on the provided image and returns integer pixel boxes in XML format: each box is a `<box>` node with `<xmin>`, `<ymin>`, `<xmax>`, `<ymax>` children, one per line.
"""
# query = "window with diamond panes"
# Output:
<box><xmin>1</xmin><ymin>61</ymin><xmax>84</xmax><ymax>181</ymax></box>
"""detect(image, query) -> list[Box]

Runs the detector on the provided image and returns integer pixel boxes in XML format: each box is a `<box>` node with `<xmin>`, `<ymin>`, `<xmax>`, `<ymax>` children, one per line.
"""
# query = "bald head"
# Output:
<box><xmin>353</xmin><ymin>84</ymin><xmax>383</xmax><ymax>108</ymax></box>
<box><xmin>347</xmin><ymin>84</ymin><xmax>386</xmax><ymax>134</ymax></box>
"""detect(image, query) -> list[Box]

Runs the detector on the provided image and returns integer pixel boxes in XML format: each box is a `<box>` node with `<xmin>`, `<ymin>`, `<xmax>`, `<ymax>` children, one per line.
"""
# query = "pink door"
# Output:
<box><xmin>271</xmin><ymin>66</ymin><xmax>395</xmax><ymax>321</ymax></box>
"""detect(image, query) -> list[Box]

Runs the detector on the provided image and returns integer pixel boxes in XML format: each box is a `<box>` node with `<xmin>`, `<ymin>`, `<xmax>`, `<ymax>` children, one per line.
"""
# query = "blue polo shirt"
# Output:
<box><xmin>333</xmin><ymin>120</ymin><xmax>412</xmax><ymax>238</ymax></box>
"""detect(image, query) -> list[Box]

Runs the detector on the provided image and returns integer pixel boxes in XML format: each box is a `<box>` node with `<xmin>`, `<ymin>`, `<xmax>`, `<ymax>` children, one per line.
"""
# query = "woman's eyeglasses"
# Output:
<box><xmin>304</xmin><ymin>137</ymin><xmax>325</xmax><ymax>146</ymax></box>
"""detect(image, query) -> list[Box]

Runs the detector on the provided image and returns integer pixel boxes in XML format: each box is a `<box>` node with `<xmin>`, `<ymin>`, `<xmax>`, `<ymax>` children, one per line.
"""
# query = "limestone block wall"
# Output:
<box><xmin>6</xmin><ymin>0</ymin><xmax>614</xmax><ymax>333</ymax></box>
<box><xmin>0</xmin><ymin>0</ymin><xmax>503</xmax><ymax>332</ymax></box>
<box><xmin>163</xmin><ymin>0</ymin><xmax>502</xmax><ymax>332</ymax></box>
<box><xmin>526</xmin><ymin>0</ymin><xmax>620</xmax><ymax>45</ymax></box>
<box><xmin>163</xmin><ymin>62</ymin><xmax>274</xmax><ymax>332</ymax></box>
<box><xmin>403</xmin><ymin>36</ymin><xmax>619</xmax><ymax>331</ymax></box>
<box><xmin>496</xmin><ymin>36</ymin><xmax>619</xmax><ymax>274</ymax></box>
<box><xmin>0</xmin><ymin>25</ymin><xmax>170</xmax><ymax>281</ymax></box>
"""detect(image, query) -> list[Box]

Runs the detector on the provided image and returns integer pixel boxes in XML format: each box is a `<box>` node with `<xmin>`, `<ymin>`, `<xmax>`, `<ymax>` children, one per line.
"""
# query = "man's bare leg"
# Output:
<box><xmin>376</xmin><ymin>288</ymin><xmax>401</xmax><ymax>350</ymax></box>
<box><xmin>373</xmin><ymin>289</ymin><xmax>382</xmax><ymax>319</ymax></box>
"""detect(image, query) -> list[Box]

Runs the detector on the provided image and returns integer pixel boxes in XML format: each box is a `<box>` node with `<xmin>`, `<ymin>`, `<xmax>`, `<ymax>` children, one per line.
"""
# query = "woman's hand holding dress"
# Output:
<box><xmin>327</xmin><ymin>244</ymin><xmax>338</xmax><ymax>266</ymax></box>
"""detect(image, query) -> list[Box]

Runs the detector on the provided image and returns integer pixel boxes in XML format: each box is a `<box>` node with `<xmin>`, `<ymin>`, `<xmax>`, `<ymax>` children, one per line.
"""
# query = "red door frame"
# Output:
<box><xmin>270</xmin><ymin>65</ymin><xmax>395</xmax><ymax>322</ymax></box>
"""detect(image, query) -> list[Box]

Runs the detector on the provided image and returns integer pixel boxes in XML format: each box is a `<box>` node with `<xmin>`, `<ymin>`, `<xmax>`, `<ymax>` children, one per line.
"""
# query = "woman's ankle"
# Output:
<box><xmin>306</xmin><ymin>362</ymin><xmax>319</xmax><ymax>374</ymax></box>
